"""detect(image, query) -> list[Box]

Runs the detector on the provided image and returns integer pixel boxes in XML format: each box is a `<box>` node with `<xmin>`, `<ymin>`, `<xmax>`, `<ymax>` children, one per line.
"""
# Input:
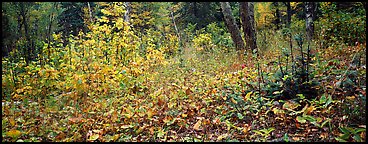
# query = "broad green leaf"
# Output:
<box><xmin>283</xmin><ymin>133</ymin><xmax>289</xmax><ymax>142</ymax></box>
<box><xmin>338</xmin><ymin>133</ymin><xmax>350</xmax><ymax>140</ymax></box>
<box><xmin>324</xmin><ymin>95</ymin><xmax>333</xmax><ymax>108</ymax></box>
<box><xmin>319</xmin><ymin>94</ymin><xmax>326</xmax><ymax>104</ymax></box>
<box><xmin>339</xmin><ymin>127</ymin><xmax>351</xmax><ymax>134</ymax></box>
<box><xmin>237</xmin><ymin>113</ymin><xmax>244</xmax><ymax>120</ymax></box>
<box><xmin>304</xmin><ymin>115</ymin><xmax>316</xmax><ymax>122</ymax></box>
<box><xmin>335</xmin><ymin>137</ymin><xmax>347</xmax><ymax>142</ymax></box>
<box><xmin>296</xmin><ymin>116</ymin><xmax>306</xmax><ymax>123</ymax></box>
<box><xmin>353</xmin><ymin>128</ymin><xmax>366</xmax><ymax>134</ymax></box>
<box><xmin>353</xmin><ymin>134</ymin><xmax>362</xmax><ymax>142</ymax></box>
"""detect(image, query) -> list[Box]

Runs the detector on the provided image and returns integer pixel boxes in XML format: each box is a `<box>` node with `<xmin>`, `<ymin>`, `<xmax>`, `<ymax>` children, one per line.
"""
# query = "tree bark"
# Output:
<box><xmin>87</xmin><ymin>2</ymin><xmax>93</xmax><ymax>23</ymax></box>
<box><xmin>20</xmin><ymin>2</ymin><xmax>32</xmax><ymax>63</ymax></box>
<box><xmin>274</xmin><ymin>2</ymin><xmax>281</xmax><ymax>30</ymax></box>
<box><xmin>305</xmin><ymin>2</ymin><xmax>316</xmax><ymax>41</ymax></box>
<box><xmin>220</xmin><ymin>2</ymin><xmax>245</xmax><ymax>52</ymax></box>
<box><xmin>285</xmin><ymin>2</ymin><xmax>292</xmax><ymax>28</ymax></box>
<box><xmin>124</xmin><ymin>2</ymin><xmax>131</xmax><ymax>24</ymax></box>
<box><xmin>240</xmin><ymin>2</ymin><xmax>257</xmax><ymax>53</ymax></box>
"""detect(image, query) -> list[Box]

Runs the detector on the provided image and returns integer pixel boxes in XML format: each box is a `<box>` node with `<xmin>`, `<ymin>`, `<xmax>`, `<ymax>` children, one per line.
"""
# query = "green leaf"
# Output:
<box><xmin>77</xmin><ymin>79</ymin><xmax>82</xmax><ymax>84</ymax></box>
<box><xmin>252</xmin><ymin>130</ymin><xmax>263</xmax><ymax>135</ymax></box>
<box><xmin>319</xmin><ymin>94</ymin><xmax>326</xmax><ymax>104</ymax></box>
<box><xmin>339</xmin><ymin>127</ymin><xmax>351</xmax><ymax>134</ymax></box>
<box><xmin>353</xmin><ymin>128</ymin><xmax>366</xmax><ymax>134</ymax></box>
<box><xmin>283</xmin><ymin>133</ymin><xmax>289</xmax><ymax>142</ymax></box>
<box><xmin>320</xmin><ymin>119</ymin><xmax>331</xmax><ymax>127</ymax></box>
<box><xmin>237</xmin><ymin>113</ymin><xmax>244</xmax><ymax>120</ymax></box>
<box><xmin>259</xmin><ymin>127</ymin><xmax>275</xmax><ymax>134</ymax></box>
<box><xmin>353</xmin><ymin>134</ymin><xmax>362</xmax><ymax>142</ymax></box>
<box><xmin>304</xmin><ymin>115</ymin><xmax>316</xmax><ymax>122</ymax></box>
<box><xmin>323</xmin><ymin>95</ymin><xmax>333</xmax><ymax>108</ymax></box>
<box><xmin>335</xmin><ymin>137</ymin><xmax>347</xmax><ymax>142</ymax></box>
<box><xmin>296</xmin><ymin>116</ymin><xmax>306</xmax><ymax>123</ymax></box>
<box><xmin>338</xmin><ymin>133</ymin><xmax>350</xmax><ymax>140</ymax></box>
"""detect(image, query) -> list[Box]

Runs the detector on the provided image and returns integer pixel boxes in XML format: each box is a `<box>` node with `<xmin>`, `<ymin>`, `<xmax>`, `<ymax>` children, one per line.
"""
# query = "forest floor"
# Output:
<box><xmin>2</xmin><ymin>43</ymin><xmax>366</xmax><ymax>142</ymax></box>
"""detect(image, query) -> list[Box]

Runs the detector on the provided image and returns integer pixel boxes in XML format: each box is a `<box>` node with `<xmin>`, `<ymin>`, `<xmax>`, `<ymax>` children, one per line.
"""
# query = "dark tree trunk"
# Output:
<box><xmin>20</xmin><ymin>2</ymin><xmax>32</xmax><ymax>63</ymax></box>
<box><xmin>240</xmin><ymin>2</ymin><xmax>257</xmax><ymax>53</ymax></box>
<box><xmin>220</xmin><ymin>2</ymin><xmax>245</xmax><ymax>52</ymax></box>
<box><xmin>286</xmin><ymin>2</ymin><xmax>292</xmax><ymax>28</ymax></box>
<box><xmin>274</xmin><ymin>2</ymin><xmax>281</xmax><ymax>30</ymax></box>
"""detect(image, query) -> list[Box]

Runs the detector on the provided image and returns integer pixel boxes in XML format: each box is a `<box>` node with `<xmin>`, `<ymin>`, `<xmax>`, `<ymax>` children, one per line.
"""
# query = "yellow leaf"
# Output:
<box><xmin>231</xmin><ymin>98</ymin><xmax>238</xmax><ymax>104</ymax></box>
<box><xmin>136</xmin><ymin>126</ymin><xmax>146</xmax><ymax>135</ymax></box>
<box><xmin>88</xmin><ymin>134</ymin><xmax>99</xmax><ymax>141</ymax></box>
<box><xmin>346</xmin><ymin>96</ymin><xmax>355</xmax><ymax>101</ymax></box>
<box><xmin>147</xmin><ymin>109</ymin><xmax>154</xmax><ymax>118</ymax></box>
<box><xmin>304</xmin><ymin>105</ymin><xmax>315</xmax><ymax>115</ymax></box>
<box><xmin>217</xmin><ymin>134</ymin><xmax>228</xmax><ymax>141</ymax></box>
<box><xmin>181</xmin><ymin>113</ymin><xmax>188</xmax><ymax>118</ymax></box>
<box><xmin>193</xmin><ymin>120</ymin><xmax>202</xmax><ymax>131</ymax></box>
<box><xmin>244</xmin><ymin>91</ymin><xmax>253</xmax><ymax>101</ymax></box>
<box><xmin>6</xmin><ymin>130</ymin><xmax>22</xmax><ymax>138</ymax></box>
<box><xmin>9</xmin><ymin>118</ymin><xmax>16</xmax><ymax>126</ymax></box>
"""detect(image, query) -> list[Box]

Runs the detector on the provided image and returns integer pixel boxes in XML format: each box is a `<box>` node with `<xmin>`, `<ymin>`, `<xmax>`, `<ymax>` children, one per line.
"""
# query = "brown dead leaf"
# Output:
<box><xmin>55</xmin><ymin>132</ymin><xmax>66</xmax><ymax>141</ymax></box>
<box><xmin>149</xmin><ymin>127</ymin><xmax>155</xmax><ymax>135</ymax></box>
<box><xmin>185</xmin><ymin>87</ymin><xmax>193</xmax><ymax>95</ymax></box>
<box><xmin>193</xmin><ymin>119</ymin><xmax>202</xmax><ymax>131</ymax></box>
<box><xmin>319</xmin><ymin>132</ymin><xmax>328</xmax><ymax>139</ymax></box>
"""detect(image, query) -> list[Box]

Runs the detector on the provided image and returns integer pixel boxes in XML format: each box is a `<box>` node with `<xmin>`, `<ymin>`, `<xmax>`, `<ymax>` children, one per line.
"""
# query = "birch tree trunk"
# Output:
<box><xmin>305</xmin><ymin>2</ymin><xmax>316</xmax><ymax>41</ymax></box>
<box><xmin>124</xmin><ymin>2</ymin><xmax>131</xmax><ymax>24</ymax></box>
<box><xmin>220</xmin><ymin>2</ymin><xmax>245</xmax><ymax>52</ymax></box>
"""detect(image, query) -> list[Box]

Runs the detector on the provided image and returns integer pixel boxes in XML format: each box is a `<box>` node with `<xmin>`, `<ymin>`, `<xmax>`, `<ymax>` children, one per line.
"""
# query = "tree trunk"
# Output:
<box><xmin>220</xmin><ymin>2</ymin><xmax>245</xmax><ymax>52</ymax></box>
<box><xmin>285</xmin><ymin>2</ymin><xmax>291</xmax><ymax>28</ymax></box>
<box><xmin>124</xmin><ymin>2</ymin><xmax>131</xmax><ymax>24</ymax></box>
<box><xmin>240</xmin><ymin>2</ymin><xmax>257</xmax><ymax>53</ymax></box>
<box><xmin>87</xmin><ymin>2</ymin><xmax>93</xmax><ymax>23</ymax></box>
<box><xmin>20</xmin><ymin>2</ymin><xmax>32</xmax><ymax>63</ymax></box>
<box><xmin>274</xmin><ymin>2</ymin><xmax>281</xmax><ymax>30</ymax></box>
<box><xmin>305</xmin><ymin>2</ymin><xmax>316</xmax><ymax>41</ymax></box>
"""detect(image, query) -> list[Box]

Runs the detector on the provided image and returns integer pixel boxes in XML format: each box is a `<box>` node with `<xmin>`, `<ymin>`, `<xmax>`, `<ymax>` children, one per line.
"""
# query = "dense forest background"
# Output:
<box><xmin>2</xmin><ymin>2</ymin><xmax>366</xmax><ymax>142</ymax></box>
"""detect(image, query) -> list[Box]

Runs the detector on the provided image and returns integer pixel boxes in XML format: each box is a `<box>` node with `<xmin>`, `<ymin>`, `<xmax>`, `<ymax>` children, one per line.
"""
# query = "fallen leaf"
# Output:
<box><xmin>88</xmin><ymin>134</ymin><xmax>99</xmax><ymax>141</ymax></box>
<box><xmin>244</xmin><ymin>91</ymin><xmax>253</xmax><ymax>101</ymax></box>
<box><xmin>185</xmin><ymin>87</ymin><xmax>192</xmax><ymax>95</ymax></box>
<box><xmin>6</xmin><ymin>129</ymin><xmax>22</xmax><ymax>139</ymax></box>
<box><xmin>304</xmin><ymin>105</ymin><xmax>315</xmax><ymax>115</ymax></box>
<box><xmin>231</xmin><ymin>97</ymin><xmax>238</xmax><ymax>104</ymax></box>
<box><xmin>9</xmin><ymin>118</ymin><xmax>16</xmax><ymax>126</ymax></box>
<box><xmin>296</xmin><ymin>116</ymin><xmax>306</xmax><ymax>124</ymax></box>
<box><xmin>193</xmin><ymin>119</ymin><xmax>202</xmax><ymax>131</ymax></box>
<box><xmin>346</xmin><ymin>96</ymin><xmax>355</xmax><ymax>101</ymax></box>
<box><xmin>55</xmin><ymin>132</ymin><xmax>66</xmax><ymax>141</ymax></box>
<box><xmin>217</xmin><ymin>134</ymin><xmax>228</xmax><ymax>141</ymax></box>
